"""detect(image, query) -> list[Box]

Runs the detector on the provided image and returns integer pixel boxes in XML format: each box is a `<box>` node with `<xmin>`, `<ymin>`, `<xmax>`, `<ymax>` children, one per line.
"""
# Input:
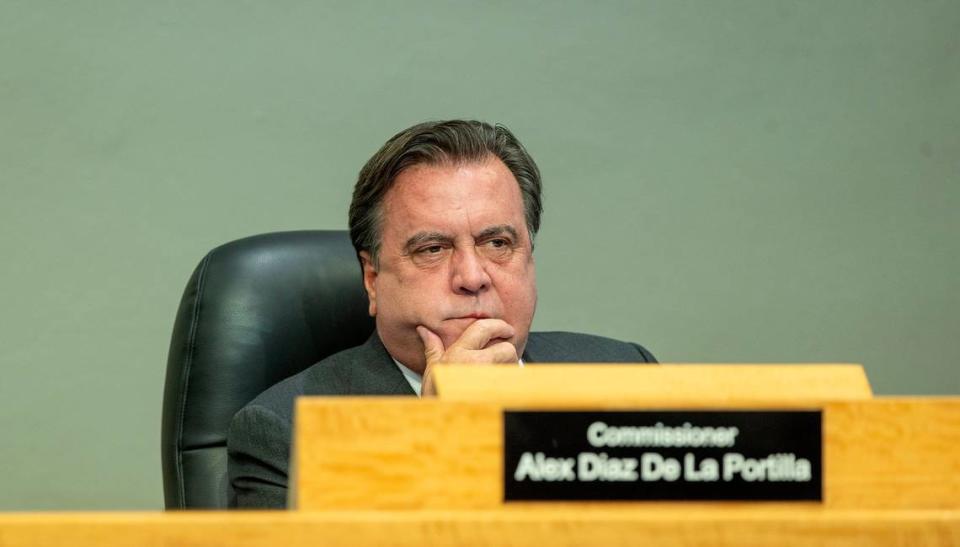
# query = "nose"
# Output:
<box><xmin>451</xmin><ymin>247</ymin><xmax>491</xmax><ymax>295</ymax></box>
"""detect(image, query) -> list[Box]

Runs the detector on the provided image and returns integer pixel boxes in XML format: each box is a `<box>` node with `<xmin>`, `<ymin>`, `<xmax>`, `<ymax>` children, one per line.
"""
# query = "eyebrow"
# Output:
<box><xmin>402</xmin><ymin>225</ymin><xmax>521</xmax><ymax>253</ymax></box>
<box><xmin>403</xmin><ymin>231</ymin><xmax>453</xmax><ymax>253</ymax></box>
<box><xmin>477</xmin><ymin>224</ymin><xmax>519</xmax><ymax>241</ymax></box>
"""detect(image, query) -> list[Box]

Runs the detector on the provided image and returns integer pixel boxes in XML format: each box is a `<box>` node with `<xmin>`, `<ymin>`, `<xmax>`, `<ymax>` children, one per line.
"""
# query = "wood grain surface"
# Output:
<box><xmin>433</xmin><ymin>364</ymin><xmax>874</xmax><ymax>403</ymax></box>
<box><xmin>294</xmin><ymin>397</ymin><xmax>960</xmax><ymax>510</ymax></box>
<box><xmin>1</xmin><ymin>508</ymin><xmax>959</xmax><ymax>547</ymax></box>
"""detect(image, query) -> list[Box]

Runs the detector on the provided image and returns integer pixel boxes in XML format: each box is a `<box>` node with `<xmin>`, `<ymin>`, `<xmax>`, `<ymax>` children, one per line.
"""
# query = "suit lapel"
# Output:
<box><xmin>520</xmin><ymin>332</ymin><xmax>542</xmax><ymax>363</ymax></box>
<box><xmin>345</xmin><ymin>333</ymin><xmax>417</xmax><ymax>396</ymax></box>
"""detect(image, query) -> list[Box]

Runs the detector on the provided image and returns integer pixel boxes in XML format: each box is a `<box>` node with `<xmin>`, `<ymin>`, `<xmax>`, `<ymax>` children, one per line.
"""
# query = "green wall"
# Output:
<box><xmin>1</xmin><ymin>1</ymin><xmax>957</xmax><ymax>510</ymax></box>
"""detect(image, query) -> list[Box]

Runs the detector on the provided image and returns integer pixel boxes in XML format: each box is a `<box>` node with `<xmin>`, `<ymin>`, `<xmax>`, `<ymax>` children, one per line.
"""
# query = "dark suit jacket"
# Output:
<box><xmin>227</xmin><ymin>331</ymin><xmax>656</xmax><ymax>508</ymax></box>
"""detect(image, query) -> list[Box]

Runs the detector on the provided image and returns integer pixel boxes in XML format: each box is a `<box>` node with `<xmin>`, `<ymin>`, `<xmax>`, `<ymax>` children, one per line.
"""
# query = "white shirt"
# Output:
<box><xmin>391</xmin><ymin>358</ymin><xmax>524</xmax><ymax>397</ymax></box>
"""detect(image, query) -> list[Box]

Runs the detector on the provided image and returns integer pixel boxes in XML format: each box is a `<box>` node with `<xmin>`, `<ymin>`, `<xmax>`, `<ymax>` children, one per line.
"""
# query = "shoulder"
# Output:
<box><xmin>235</xmin><ymin>341</ymin><xmax>379</xmax><ymax>424</ymax></box>
<box><xmin>525</xmin><ymin>331</ymin><xmax>657</xmax><ymax>364</ymax></box>
<box><xmin>226</xmin><ymin>340</ymin><xmax>378</xmax><ymax>507</ymax></box>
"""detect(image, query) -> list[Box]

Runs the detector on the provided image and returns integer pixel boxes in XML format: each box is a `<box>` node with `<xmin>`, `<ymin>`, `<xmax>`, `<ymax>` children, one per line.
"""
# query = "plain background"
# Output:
<box><xmin>1</xmin><ymin>1</ymin><xmax>957</xmax><ymax>510</ymax></box>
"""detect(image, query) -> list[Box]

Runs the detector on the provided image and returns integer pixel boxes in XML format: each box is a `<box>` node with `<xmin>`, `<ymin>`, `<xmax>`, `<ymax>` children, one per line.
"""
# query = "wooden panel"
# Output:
<box><xmin>1</xmin><ymin>509</ymin><xmax>959</xmax><ymax>547</ymax></box>
<box><xmin>825</xmin><ymin>397</ymin><xmax>960</xmax><ymax>509</ymax></box>
<box><xmin>294</xmin><ymin>398</ymin><xmax>501</xmax><ymax>510</ymax></box>
<box><xmin>294</xmin><ymin>398</ymin><xmax>960</xmax><ymax>511</ymax></box>
<box><xmin>433</xmin><ymin>364</ymin><xmax>874</xmax><ymax>404</ymax></box>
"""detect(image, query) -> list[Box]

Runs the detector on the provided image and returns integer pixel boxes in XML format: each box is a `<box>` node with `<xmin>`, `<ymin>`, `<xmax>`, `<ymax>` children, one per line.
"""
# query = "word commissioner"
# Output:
<box><xmin>512</xmin><ymin>421</ymin><xmax>813</xmax><ymax>483</ymax></box>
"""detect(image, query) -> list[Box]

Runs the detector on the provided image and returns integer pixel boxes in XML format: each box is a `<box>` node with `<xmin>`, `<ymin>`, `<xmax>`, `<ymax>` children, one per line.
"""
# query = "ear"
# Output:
<box><xmin>359</xmin><ymin>251</ymin><xmax>378</xmax><ymax>317</ymax></box>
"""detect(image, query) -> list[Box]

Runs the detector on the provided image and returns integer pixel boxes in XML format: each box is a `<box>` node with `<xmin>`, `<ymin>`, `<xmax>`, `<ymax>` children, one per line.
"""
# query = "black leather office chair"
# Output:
<box><xmin>161</xmin><ymin>231</ymin><xmax>375</xmax><ymax>509</ymax></box>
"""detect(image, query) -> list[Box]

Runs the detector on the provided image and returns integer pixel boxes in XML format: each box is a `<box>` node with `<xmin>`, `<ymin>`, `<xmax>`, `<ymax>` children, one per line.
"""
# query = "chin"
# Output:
<box><xmin>437</xmin><ymin>328</ymin><xmax>468</xmax><ymax>349</ymax></box>
<box><xmin>435</xmin><ymin>321</ymin><xmax>483</xmax><ymax>348</ymax></box>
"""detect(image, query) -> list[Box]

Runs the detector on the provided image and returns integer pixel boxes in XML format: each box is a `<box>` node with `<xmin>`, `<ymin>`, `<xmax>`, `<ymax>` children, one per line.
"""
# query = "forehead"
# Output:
<box><xmin>380</xmin><ymin>158</ymin><xmax>525</xmax><ymax>236</ymax></box>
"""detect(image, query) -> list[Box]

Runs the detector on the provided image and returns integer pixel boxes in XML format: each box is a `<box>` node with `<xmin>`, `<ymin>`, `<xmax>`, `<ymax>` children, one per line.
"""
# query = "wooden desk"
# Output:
<box><xmin>2</xmin><ymin>507</ymin><xmax>959</xmax><ymax>547</ymax></box>
<box><xmin>4</xmin><ymin>366</ymin><xmax>957</xmax><ymax>546</ymax></box>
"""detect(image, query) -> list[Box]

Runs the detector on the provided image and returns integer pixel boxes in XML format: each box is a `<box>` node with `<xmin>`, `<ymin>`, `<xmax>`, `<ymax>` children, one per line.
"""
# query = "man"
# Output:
<box><xmin>227</xmin><ymin>120</ymin><xmax>656</xmax><ymax>508</ymax></box>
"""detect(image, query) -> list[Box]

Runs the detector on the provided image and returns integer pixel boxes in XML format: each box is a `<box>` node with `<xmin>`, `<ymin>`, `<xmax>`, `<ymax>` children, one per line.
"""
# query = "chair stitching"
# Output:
<box><xmin>175</xmin><ymin>251</ymin><xmax>212</xmax><ymax>508</ymax></box>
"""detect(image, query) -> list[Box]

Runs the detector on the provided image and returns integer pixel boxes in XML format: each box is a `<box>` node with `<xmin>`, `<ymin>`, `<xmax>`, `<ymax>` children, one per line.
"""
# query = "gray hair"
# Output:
<box><xmin>348</xmin><ymin>120</ymin><xmax>543</xmax><ymax>266</ymax></box>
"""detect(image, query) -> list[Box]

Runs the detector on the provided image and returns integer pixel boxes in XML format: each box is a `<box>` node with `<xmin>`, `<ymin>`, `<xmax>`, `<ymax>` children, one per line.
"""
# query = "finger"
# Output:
<box><xmin>421</xmin><ymin>366</ymin><xmax>437</xmax><ymax>397</ymax></box>
<box><xmin>480</xmin><ymin>341</ymin><xmax>520</xmax><ymax>364</ymax></box>
<box><xmin>482</xmin><ymin>336</ymin><xmax>512</xmax><ymax>350</ymax></box>
<box><xmin>452</xmin><ymin>342</ymin><xmax>518</xmax><ymax>366</ymax></box>
<box><xmin>451</xmin><ymin>319</ymin><xmax>515</xmax><ymax>350</ymax></box>
<box><xmin>417</xmin><ymin>325</ymin><xmax>446</xmax><ymax>365</ymax></box>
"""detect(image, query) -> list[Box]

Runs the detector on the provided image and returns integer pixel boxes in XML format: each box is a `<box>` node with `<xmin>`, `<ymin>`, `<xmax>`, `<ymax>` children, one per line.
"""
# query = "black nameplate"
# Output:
<box><xmin>503</xmin><ymin>410</ymin><xmax>822</xmax><ymax>501</ymax></box>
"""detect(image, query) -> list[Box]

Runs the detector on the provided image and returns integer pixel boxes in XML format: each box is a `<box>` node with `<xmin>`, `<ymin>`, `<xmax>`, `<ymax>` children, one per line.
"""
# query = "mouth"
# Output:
<box><xmin>442</xmin><ymin>313</ymin><xmax>491</xmax><ymax>325</ymax></box>
<box><xmin>458</xmin><ymin>313</ymin><xmax>490</xmax><ymax>320</ymax></box>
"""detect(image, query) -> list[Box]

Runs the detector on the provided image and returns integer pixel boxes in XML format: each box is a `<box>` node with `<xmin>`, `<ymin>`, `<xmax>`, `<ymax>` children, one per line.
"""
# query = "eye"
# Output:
<box><xmin>479</xmin><ymin>237</ymin><xmax>514</xmax><ymax>261</ymax></box>
<box><xmin>410</xmin><ymin>242</ymin><xmax>450</xmax><ymax>266</ymax></box>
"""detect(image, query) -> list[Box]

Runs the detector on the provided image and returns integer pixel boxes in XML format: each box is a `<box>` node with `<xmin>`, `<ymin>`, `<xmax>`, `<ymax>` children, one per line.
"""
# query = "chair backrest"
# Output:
<box><xmin>161</xmin><ymin>231</ymin><xmax>374</xmax><ymax>509</ymax></box>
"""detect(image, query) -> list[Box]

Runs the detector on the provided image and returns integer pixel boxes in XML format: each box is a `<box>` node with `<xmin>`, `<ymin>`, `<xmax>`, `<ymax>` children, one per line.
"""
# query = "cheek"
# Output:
<box><xmin>517</xmin><ymin>284</ymin><xmax>538</xmax><ymax>319</ymax></box>
<box><xmin>435</xmin><ymin>324</ymin><xmax>469</xmax><ymax>349</ymax></box>
<box><xmin>496</xmin><ymin>271</ymin><xmax>537</xmax><ymax>319</ymax></box>
<box><xmin>377</xmin><ymin>269</ymin><xmax>447</xmax><ymax>320</ymax></box>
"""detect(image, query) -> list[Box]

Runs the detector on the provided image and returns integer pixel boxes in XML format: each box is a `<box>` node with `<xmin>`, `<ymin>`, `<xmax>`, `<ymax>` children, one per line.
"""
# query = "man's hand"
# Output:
<box><xmin>416</xmin><ymin>319</ymin><xmax>519</xmax><ymax>397</ymax></box>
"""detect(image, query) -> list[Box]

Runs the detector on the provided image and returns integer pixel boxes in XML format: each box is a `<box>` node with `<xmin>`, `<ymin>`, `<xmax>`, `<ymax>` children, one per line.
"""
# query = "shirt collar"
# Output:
<box><xmin>391</xmin><ymin>357</ymin><xmax>525</xmax><ymax>398</ymax></box>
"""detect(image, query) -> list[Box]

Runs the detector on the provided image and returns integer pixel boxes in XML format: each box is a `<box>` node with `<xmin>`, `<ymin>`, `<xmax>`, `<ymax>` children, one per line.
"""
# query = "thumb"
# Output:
<box><xmin>416</xmin><ymin>325</ymin><xmax>445</xmax><ymax>365</ymax></box>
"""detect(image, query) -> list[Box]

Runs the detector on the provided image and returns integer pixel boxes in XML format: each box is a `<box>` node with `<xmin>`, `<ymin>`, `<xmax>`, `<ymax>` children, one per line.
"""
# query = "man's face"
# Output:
<box><xmin>360</xmin><ymin>156</ymin><xmax>537</xmax><ymax>372</ymax></box>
